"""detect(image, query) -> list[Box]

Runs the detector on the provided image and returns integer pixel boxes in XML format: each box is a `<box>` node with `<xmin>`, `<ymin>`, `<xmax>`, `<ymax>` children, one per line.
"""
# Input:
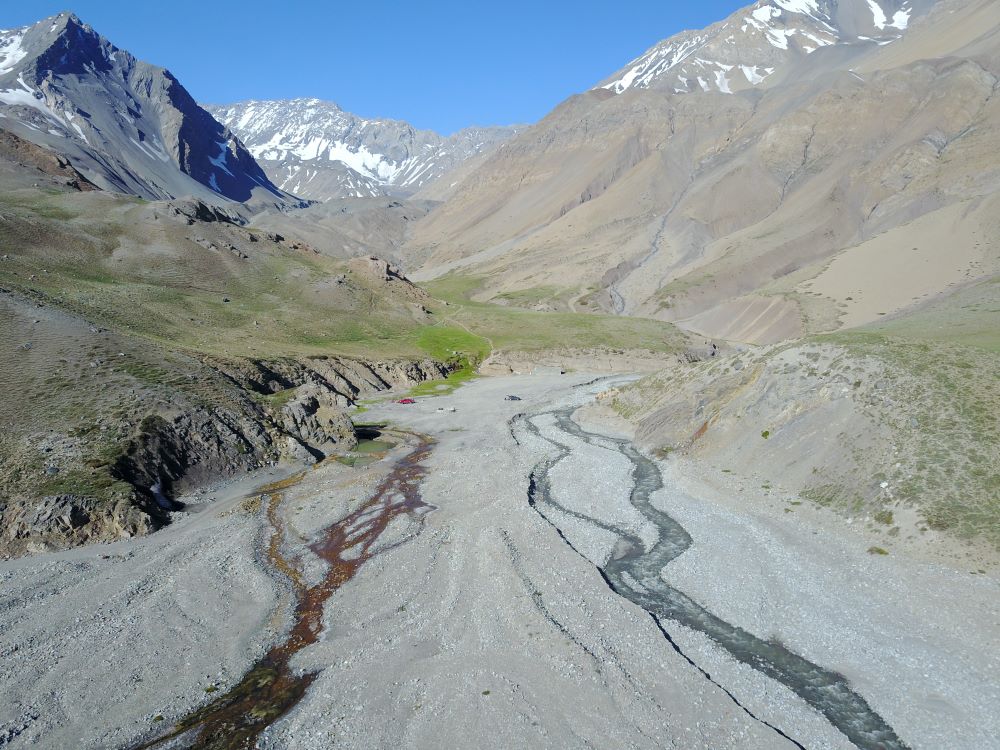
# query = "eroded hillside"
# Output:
<box><xmin>407</xmin><ymin>0</ymin><xmax>1000</xmax><ymax>348</ymax></box>
<box><xmin>603</xmin><ymin>277</ymin><xmax>1000</xmax><ymax>559</ymax></box>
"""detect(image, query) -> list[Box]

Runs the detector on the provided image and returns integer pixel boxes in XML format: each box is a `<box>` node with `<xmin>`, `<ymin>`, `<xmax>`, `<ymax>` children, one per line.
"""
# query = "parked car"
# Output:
<box><xmin>396</xmin><ymin>398</ymin><xmax>416</xmax><ymax>404</ymax></box>
<box><xmin>504</xmin><ymin>395</ymin><xmax>522</xmax><ymax>401</ymax></box>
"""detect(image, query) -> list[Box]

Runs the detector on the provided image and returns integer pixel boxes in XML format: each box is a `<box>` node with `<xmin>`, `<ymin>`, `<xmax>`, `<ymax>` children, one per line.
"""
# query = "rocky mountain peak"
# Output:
<box><xmin>599</xmin><ymin>0</ymin><xmax>931</xmax><ymax>95</ymax></box>
<box><xmin>0</xmin><ymin>13</ymin><xmax>290</xmax><ymax>205</ymax></box>
<box><xmin>3</xmin><ymin>13</ymin><xmax>124</xmax><ymax>84</ymax></box>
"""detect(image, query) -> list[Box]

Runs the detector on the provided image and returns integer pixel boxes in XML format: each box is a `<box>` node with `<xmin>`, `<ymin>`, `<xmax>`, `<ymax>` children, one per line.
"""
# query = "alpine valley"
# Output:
<box><xmin>0</xmin><ymin>2</ymin><xmax>997</xmax><ymax>749</ymax></box>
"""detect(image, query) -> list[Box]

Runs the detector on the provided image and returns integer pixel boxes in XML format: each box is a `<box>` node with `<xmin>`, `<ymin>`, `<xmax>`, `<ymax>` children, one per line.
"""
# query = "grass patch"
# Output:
<box><xmin>3</xmin><ymin>195</ymin><xmax>685</xmax><ymax>371</ymax></box>
<box><xmin>873</xmin><ymin>510</ymin><xmax>894</xmax><ymax>525</ymax></box>
<box><xmin>424</xmin><ymin>273</ymin><xmax>687</xmax><ymax>356</ymax></box>
<box><xmin>263</xmin><ymin>387</ymin><xmax>300</xmax><ymax>411</ymax></box>
<box><xmin>37</xmin><ymin>467</ymin><xmax>133</xmax><ymax>502</ymax></box>
<box><xmin>812</xmin><ymin>279</ymin><xmax>1000</xmax><ymax>548</ymax></box>
<box><xmin>421</xmin><ymin>274</ymin><xmax>488</xmax><ymax>304</ymax></box>
<box><xmin>410</xmin><ymin>324</ymin><xmax>491</xmax><ymax>397</ymax></box>
<box><xmin>408</xmin><ymin>366</ymin><xmax>478</xmax><ymax>398</ymax></box>
<box><xmin>492</xmin><ymin>285</ymin><xmax>579</xmax><ymax>309</ymax></box>
<box><xmin>415</xmin><ymin>325</ymin><xmax>490</xmax><ymax>362</ymax></box>
<box><xmin>334</xmin><ymin>454</ymin><xmax>380</xmax><ymax>468</ymax></box>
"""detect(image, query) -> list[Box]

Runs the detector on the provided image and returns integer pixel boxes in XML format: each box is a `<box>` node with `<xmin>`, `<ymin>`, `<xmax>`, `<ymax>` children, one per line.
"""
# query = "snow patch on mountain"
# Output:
<box><xmin>209</xmin><ymin>99</ymin><xmax>519</xmax><ymax>202</ymax></box>
<box><xmin>890</xmin><ymin>4</ymin><xmax>913</xmax><ymax>29</ymax></box>
<box><xmin>0</xmin><ymin>73</ymin><xmax>59</xmax><ymax>123</ymax></box>
<box><xmin>600</xmin><ymin>0</ymin><xmax>920</xmax><ymax>96</ymax></box>
<box><xmin>867</xmin><ymin>0</ymin><xmax>890</xmax><ymax>28</ymax></box>
<box><xmin>209</xmin><ymin>141</ymin><xmax>235</xmax><ymax>175</ymax></box>
<box><xmin>0</xmin><ymin>27</ymin><xmax>29</xmax><ymax>74</ymax></box>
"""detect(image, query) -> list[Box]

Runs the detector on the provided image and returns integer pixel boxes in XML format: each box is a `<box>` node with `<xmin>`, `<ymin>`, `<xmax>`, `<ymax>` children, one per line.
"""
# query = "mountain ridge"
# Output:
<box><xmin>598</xmin><ymin>0</ymin><xmax>931</xmax><ymax>95</ymax></box>
<box><xmin>405</xmin><ymin>0</ymin><xmax>999</xmax><ymax>346</ymax></box>
<box><xmin>0</xmin><ymin>12</ymin><xmax>291</xmax><ymax>205</ymax></box>
<box><xmin>207</xmin><ymin>98</ymin><xmax>521</xmax><ymax>202</ymax></box>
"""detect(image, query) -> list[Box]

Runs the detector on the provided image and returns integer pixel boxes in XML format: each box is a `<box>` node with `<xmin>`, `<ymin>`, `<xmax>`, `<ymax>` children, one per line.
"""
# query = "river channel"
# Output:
<box><xmin>133</xmin><ymin>435</ymin><xmax>434</xmax><ymax>750</ymax></box>
<box><xmin>521</xmin><ymin>408</ymin><xmax>908</xmax><ymax>750</ymax></box>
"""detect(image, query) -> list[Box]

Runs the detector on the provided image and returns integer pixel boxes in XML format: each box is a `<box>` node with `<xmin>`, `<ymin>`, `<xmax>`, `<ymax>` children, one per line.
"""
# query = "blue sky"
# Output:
<box><xmin>4</xmin><ymin>1</ymin><xmax>745</xmax><ymax>133</ymax></box>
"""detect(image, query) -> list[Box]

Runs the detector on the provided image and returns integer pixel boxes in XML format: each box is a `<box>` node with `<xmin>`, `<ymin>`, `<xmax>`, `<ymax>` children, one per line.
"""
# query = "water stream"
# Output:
<box><xmin>132</xmin><ymin>435</ymin><xmax>434</xmax><ymax>750</ymax></box>
<box><xmin>522</xmin><ymin>408</ymin><xmax>908</xmax><ymax>750</ymax></box>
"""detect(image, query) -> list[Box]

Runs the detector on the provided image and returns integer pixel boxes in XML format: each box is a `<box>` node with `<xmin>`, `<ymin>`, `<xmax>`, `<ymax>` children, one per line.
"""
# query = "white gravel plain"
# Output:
<box><xmin>654</xmin><ymin>460</ymin><xmax>1000</xmax><ymax>750</ymax></box>
<box><xmin>260</xmin><ymin>374</ymin><xmax>791</xmax><ymax>749</ymax></box>
<box><xmin>0</xmin><ymin>468</ymin><xmax>295</xmax><ymax>748</ymax></box>
<box><xmin>0</xmin><ymin>373</ymin><xmax>995</xmax><ymax>749</ymax></box>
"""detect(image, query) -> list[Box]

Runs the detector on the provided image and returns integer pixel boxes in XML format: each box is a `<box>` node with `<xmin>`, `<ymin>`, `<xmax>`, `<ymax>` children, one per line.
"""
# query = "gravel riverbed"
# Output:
<box><xmin>0</xmin><ymin>373</ymin><xmax>995</xmax><ymax>749</ymax></box>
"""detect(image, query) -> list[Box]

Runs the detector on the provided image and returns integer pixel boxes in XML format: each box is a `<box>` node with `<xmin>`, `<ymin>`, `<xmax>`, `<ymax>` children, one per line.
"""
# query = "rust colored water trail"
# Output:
<box><xmin>133</xmin><ymin>435</ymin><xmax>434</xmax><ymax>750</ymax></box>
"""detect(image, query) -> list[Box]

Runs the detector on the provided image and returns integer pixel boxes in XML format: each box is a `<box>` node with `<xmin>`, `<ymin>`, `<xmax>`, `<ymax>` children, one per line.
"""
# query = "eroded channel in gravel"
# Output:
<box><xmin>521</xmin><ymin>408</ymin><xmax>909</xmax><ymax>750</ymax></box>
<box><xmin>133</xmin><ymin>436</ymin><xmax>434</xmax><ymax>750</ymax></box>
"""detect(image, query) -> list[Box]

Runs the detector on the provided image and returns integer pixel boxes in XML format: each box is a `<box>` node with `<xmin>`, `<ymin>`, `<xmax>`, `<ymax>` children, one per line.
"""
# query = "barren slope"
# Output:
<box><xmin>407</xmin><ymin>0</ymin><xmax>1000</xmax><ymax>345</ymax></box>
<box><xmin>605</xmin><ymin>274</ymin><xmax>1000</xmax><ymax>557</ymax></box>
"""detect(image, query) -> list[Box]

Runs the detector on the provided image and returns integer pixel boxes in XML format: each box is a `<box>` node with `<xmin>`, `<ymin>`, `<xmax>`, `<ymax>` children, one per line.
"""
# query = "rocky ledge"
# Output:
<box><xmin>0</xmin><ymin>354</ymin><xmax>454</xmax><ymax>559</ymax></box>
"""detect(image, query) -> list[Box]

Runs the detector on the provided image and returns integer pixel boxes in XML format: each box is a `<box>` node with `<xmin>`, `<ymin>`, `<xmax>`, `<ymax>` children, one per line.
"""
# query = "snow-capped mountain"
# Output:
<box><xmin>207</xmin><ymin>99</ymin><xmax>520</xmax><ymax>201</ymax></box>
<box><xmin>600</xmin><ymin>0</ymin><xmax>932</xmax><ymax>95</ymax></box>
<box><xmin>0</xmin><ymin>13</ymin><xmax>287</xmax><ymax>203</ymax></box>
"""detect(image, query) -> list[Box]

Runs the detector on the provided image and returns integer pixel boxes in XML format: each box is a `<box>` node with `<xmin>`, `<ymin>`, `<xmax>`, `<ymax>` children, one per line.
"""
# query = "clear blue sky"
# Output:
<box><xmin>3</xmin><ymin>1</ymin><xmax>745</xmax><ymax>133</ymax></box>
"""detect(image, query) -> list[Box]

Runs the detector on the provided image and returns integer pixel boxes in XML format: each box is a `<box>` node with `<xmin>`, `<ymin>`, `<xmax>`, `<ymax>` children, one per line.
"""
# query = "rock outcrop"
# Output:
<box><xmin>0</xmin><ymin>127</ymin><xmax>98</xmax><ymax>191</ymax></box>
<box><xmin>0</xmin><ymin>352</ymin><xmax>454</xmax><ymax>559</ymax></box>
<box><xmin>1</xmin><ymin>494</ymin><xmax>154</xmax><ymax>555</ymax></box>
<box><xmin>280</xmin><ymin>383</ymin><xmax>358</xmax><ymax>461</ymax></box>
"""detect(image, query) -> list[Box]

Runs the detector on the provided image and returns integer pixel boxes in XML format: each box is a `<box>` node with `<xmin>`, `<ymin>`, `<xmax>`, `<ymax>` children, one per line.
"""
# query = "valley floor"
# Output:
<box><xmin>0</xmin><ymin>375</ymin><xmax>996</xmax><ymax>749</ymax></box>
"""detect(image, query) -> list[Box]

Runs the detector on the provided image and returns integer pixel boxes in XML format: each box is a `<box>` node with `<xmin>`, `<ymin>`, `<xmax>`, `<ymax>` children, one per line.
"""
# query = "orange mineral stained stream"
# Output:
<box><xmin>135</xmin><ymin>435</ymin><xmax>434</xmax><ymax>750</ymax></box>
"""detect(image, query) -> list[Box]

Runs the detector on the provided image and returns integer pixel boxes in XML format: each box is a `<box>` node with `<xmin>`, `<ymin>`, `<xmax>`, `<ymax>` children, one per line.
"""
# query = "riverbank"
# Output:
<box><xmin>550</xmin><ymin>401</ymin><xmax>1000</xmax><ymax>749</ymax></box>
<box><xmin>658</xmin><ymin>454</ymin><xmax>1000</xmax><ymax>750</ymax></box>
<box><xmin>257</xmin><ymin>373</ymin><xmax>791</xmax><ymax>749</ymax></box>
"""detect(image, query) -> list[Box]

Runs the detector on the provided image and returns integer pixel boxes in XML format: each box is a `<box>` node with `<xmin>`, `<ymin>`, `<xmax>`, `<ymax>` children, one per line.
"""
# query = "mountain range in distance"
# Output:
<box><xmin>599</xmin><ymin>0</ymin><xmax>929</xmax><ymax>95</ymax></box>
<box><xmin>1</xmin><ymin>0</ymin><xmax>996</xmax><ymax>346</ymax></box>
<box><xmin>0</xmin><ymin>12</ymin><xmax>521</xmax><ymax>205</ymax></box>
<box><xmin>0</xmin><ymin>1</ymin><xmax>953</xmax><ymax>212</ymax></box>
<box><xmin>206</xmin><ymin>99</ymin><xmax>521</xmax><ymax>202</ymax></box>
<box><xmin>0</xmin><ymin>0</ymin><xmax>996</xmax><ymax>351</ymax></box>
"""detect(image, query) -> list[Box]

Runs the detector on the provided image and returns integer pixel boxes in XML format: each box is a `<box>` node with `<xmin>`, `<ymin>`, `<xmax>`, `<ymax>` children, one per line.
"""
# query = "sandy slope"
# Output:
<box><xmin>801</xmin><ymin>196</ymin><xmax>998</xmax><ymax>328</ymax></box>
<box><xmin>403</xmin><ymin>0</ymin><xmax>1000</xmax><ymax>341</ymax></box>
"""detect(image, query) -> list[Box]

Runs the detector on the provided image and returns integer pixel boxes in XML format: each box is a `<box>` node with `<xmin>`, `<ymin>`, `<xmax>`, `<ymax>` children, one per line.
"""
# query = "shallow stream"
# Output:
<box><xmin>133</xmin><ymin>436</ymin><xmax>434</xmax><ymax>750</ymax></box>
<box><xmin>523</xmin><ymin>408</ymin><xmax>908</xmax><ymax>750</ymax></box>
